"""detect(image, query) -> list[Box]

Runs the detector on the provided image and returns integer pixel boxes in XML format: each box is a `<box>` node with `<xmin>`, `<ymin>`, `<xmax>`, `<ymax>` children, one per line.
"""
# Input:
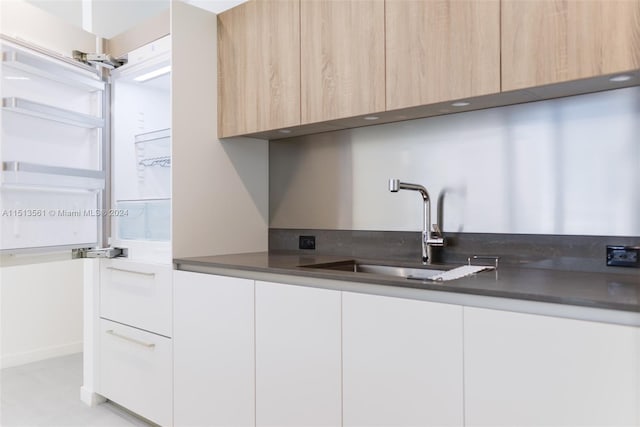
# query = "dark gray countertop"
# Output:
<box><xmin>174</xmin><ymin>252</ymin><xmax>640</xmax><ymax>313</ymax></box>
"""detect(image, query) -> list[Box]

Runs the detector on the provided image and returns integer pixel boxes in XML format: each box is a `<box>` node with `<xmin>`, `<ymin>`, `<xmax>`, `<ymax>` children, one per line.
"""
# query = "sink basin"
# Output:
<box><xmin>299</xmin><ymin>260</ymin><xmax>454</xmax><ymax>281</ymax></box>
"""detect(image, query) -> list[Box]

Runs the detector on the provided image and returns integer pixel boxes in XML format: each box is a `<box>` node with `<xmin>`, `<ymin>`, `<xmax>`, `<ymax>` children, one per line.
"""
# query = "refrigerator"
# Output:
<box><xmin>1</xmin><ymin>29</ymin><xmax>174</xmax><ymax>425</ymax></box>
<box><xmin>1</xmin><ymin>3</ymin><xmax>267</xmax><ymax>423</ymax></box>
<box><xmin>1</xmin><ymin>34</ymin><xmax>171</xmax><ymax>264</ymax></box>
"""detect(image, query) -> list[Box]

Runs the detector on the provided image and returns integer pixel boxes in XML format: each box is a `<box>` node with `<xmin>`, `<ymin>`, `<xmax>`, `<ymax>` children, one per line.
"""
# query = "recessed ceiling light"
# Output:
<box><xmin>134</xmin><ymin>65</ymin><xmax>171</xmax><ymax>82</ymax></box>
<box><xmin>451</xmin><ymin>101</ymin><xmax>470</xmax><ymax>107</ymax></box>
<box><xmin>363</xmin><ymin>116</ymin><xmax>379</xmax><ymax>121</ymax></box>
<box><xmin>278</xmin><ymin>129</ymin><xmax>292</xmax><ymax>134</ymax></box>
<box><xmin>609</xmin><ymin>75</ymin><xmax>632</xmax><ymax>82</ymax></box>
<box><xmin>5</xmin><ymin>76</ymin><xmax>30</xmax><ymax>80</ymax></box>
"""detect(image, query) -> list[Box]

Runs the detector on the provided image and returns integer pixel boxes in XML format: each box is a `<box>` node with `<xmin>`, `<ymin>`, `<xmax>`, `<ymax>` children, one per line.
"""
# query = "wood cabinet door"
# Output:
<box><xmin>217</xmin><ymin>0</ymin><xmax>300</xmax><ymax>137</ymax></box>
<box><xmin>255</xmin><ymin>281</ymin><xmax>341</xmax><ymax>427</ymax></box>
<box><xmin>342</xmin><ymin>291</ymin><xmax>464</xmax><ymax>427</ymax></box>
<box><xmin>385</xmin><ymin>0</ymin><xmax>500</xmax><ymax>110</ymax></box>
<box><xmin>464</xmin><ymin>307</ymin><xmax>640</xmax><ymax>426</ymax></box>
<box><xmin>502</xmin><ymin>0</ymin><xmax>640</xmax><ymax>91</ymax></box>
<box><xmin>301</xmin><ymin>0</ymin><xmax>385</xmax><ymax>124</ymax></box>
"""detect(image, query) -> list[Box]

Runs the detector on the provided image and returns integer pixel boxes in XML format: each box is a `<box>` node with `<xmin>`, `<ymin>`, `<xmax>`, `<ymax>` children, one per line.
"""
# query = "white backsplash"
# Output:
<box><xmin>270</xmin><ymin>86</ymin><xmax>640</xmax><ymax>237</ymax></box>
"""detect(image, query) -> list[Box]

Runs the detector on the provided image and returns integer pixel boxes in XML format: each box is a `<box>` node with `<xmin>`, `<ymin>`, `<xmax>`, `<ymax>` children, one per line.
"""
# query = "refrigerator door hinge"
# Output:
<box><xmin>72</xmin><ymin>247</ymin><xmax>127</xmax><ymax>259</ymax></box>
<box><xmin>72</xmin><ymin>50</ymin><xmax>127</xmax><ymax>70</ymax></box>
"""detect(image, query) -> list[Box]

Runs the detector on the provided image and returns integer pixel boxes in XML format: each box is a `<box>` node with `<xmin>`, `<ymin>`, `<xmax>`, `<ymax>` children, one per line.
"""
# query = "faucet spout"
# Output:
<box><xmin>388</xmin><ymin>179</ymin><xmax>444</xmax><ymax>264</ymax></box>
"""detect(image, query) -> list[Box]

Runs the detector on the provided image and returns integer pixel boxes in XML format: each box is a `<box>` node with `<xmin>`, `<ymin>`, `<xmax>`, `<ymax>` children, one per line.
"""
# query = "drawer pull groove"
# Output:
<box><xmin>106</xmin><ymin>267</ymin><xmax>156</xmax><ymax>277</ymax></box>
<box><xmin>106</xmin><ymin>329</ymin><xmax>156</xmax><ymax>348</ymax></box>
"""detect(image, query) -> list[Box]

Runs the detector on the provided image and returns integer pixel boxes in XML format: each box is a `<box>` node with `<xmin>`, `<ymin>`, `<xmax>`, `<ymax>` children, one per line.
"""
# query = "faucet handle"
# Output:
<box><xmin>428</xmin><ymin>224</ymin><xmax>445</xmax><ymax>247</ymax></box>
<box><xmin>427</xmin><ymin>237</ymin><xmax>445</xmax><ymax>246</ymax></box>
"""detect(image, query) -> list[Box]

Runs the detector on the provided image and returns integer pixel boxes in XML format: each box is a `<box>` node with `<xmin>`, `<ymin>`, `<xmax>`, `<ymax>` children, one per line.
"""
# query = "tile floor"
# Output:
<box><xmin>1</xmin><ymin>353</ymin><xmax>152</xmax><ymax>426</ymax></box>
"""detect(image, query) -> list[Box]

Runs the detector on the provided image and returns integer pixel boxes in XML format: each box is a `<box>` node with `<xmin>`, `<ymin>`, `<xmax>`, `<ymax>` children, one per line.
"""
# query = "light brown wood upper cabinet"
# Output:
<box><xmin>217</xmin><ymin>0</ymin><xmax>638</xmax><ymax>139</ymax></box>
<box><xmin>385</xmin><ymin>0</ymin><xmax>500</xmax><ymax>111</ymax></box>
<box><xmin>301</xmin><ymin>0</ymin><xmax>385</xmax><ymax>124</ymax></box>
<box><xmin>217</xmin><ymin>0</ymin><xmax>300</xmax><ymax>138</ymax></box>
<box><xmin>502</xmin><ymin>0</ymin><xmax>640</xmax><ymax>91</ymax></box>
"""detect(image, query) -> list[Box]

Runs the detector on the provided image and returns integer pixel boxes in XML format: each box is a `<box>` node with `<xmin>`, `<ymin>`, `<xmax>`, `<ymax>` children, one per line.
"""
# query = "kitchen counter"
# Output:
<box><xmin>175</xmin><ymin>252</ymin><xmax>640</xmax><ymax>314</ymax></box>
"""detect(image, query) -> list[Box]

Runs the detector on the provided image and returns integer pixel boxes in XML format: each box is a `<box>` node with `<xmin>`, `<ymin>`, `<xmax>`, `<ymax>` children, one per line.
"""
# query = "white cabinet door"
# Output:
<box><xmin>342</xmin><ymin>291</ymin><xmax>464</xmax><ymax>427</ymax></box>
<box><xmin>255</xmin><ymin>281</ymin><xmax>341</xmax><ymax>427</ymax></box>
<box><xmin>99</xmin><ymin>319</ymin><xmax>172</xmax><ymax>427</ymax></box>
<box><xmin>464</xmin><ymin>307</ymin><xmax>640</xmax><ymax>427</ymax></box>
<box><xmin>173</xmin><ymin>271</ymin><xmax>255</xmax><ymax>427</ymax></box>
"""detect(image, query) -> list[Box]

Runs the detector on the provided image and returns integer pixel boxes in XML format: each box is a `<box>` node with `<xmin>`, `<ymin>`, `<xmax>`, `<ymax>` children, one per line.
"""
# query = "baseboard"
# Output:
<box><xmin>80</xmin><ymin>386</ymin><xmax>107</xmax><ymax>406</ymax></box>
<box><xmin>1</xmin><ymin>341</ymin><xmax>83</xmax><ymax>369</ymax></box>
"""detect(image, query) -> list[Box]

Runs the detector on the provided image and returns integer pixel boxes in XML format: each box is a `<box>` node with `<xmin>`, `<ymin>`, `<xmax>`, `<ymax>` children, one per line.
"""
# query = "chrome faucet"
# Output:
<box><xmin>389</xmin><ymin>179</ymin><xmax>445</xmax><ymax>264</ymax></box>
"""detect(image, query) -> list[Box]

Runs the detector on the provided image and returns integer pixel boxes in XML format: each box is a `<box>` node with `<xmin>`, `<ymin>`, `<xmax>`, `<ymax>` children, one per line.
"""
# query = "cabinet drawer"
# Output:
<box><xmin>100</xmin><ymin>259</ymin><xmax>172</xmax><ymax>337</ymax></box>
<box><xmin>99</xmin><ymin>319</ymin><xmax>172</xmax><ymax>426</ymax></box>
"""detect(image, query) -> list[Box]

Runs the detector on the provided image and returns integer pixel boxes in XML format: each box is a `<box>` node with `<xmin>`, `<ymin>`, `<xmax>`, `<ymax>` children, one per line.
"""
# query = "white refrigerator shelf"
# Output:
<box><xmin>2</xmin><ymin>48</ymin><xmax>105</xmax><ymax>91</ymax></box>
<box><xmin>1</xmin><ymin>161</ymin><xmax>105</xmax><ymax>191</ymax></box>
<box><xmin>2</xmin><ymin>97</ymin><xmax>105</xmax><ymax>128</ymax></box>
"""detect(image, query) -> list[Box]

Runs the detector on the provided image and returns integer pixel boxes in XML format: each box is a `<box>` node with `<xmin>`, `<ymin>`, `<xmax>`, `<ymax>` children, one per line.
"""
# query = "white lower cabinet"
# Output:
<box><xmin>255</xmin><ymin>281</ymin><xmax>342</xmax><ymax>427</ymax></box>
<box><xmin>342</xmin><ymin>291</ymin><xmax>464</xmax><ymax>427</ymax></box>
<box><xmin>99</xmin><ymin>319</ymin><xmax>172</xmax><ymax>426</ymax></box>
<box><xmin>100</xmin><ymin>259</ymin><xmax>172</xmax><ymax>337</ymax></box>
<box><xmin>173</xmin><ymin>271</ymin><xmax>255</xmax><ymax>427</ymax></box>
<box><xmin>97</xmin><ymin>258</ymin><xmax>173</xmax><ymax>426</ymax></box>
<box><xmin>169</xmin><ymin>272</ymin><xmax>640</xmax><ymax>427</ymax></box>
<box><xmin>464</xmin><ymin>307</ymin><xmax>640</xmax><ymax>427</ymax></box>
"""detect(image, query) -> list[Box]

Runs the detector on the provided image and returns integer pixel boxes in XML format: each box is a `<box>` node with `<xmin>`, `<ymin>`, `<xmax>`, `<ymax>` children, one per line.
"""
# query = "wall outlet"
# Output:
<box><xmin>299</xmin><ymin>235</ymin><xmax>316</xmax><ymax>250</ymax></box>
<box><xmin>606</xmin><ymin>245</ymin><xmax>640</xmax><ymax>268</ymax></box>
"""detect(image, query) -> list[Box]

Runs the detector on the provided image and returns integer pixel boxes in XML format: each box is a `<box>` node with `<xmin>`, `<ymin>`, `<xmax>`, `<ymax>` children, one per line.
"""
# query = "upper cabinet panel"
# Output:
<box><xmin>0</xmin><ymin>0</ymin><xmax>96</xmax><ymax>57</ymax></box>
<box><xmin>218</xmin><ymin>0</ymin><xmax>300</xmax><ymax>137</ymax></box>
<box><xmin>385</xmin><ymin>0</ymin><xmax>500</xmax><ymax>111</ymax></box>
<box><xmin>105</xmin><ymin>10</ymin><xmax>170</xmax><ymax>59</ymax></box>
<box><xmin>301</xmin><ymin>0</ymin><xmax>385</xmax><ymax>124</ymax></box>
<box><xmin>502</xmin><ymin>0</ymin><xmax>640</xmax><ymax>91</ymax></box>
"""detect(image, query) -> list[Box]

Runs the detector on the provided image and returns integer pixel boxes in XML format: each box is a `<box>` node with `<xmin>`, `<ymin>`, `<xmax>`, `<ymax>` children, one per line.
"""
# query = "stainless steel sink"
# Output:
<box><xmin>299</xmin><ymin>260</ymin><xmax>455</xmax><ymax>281</ymax></box>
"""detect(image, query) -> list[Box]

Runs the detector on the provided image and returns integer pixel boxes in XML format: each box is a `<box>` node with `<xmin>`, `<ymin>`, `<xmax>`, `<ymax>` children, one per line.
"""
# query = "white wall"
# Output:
<box><xmin>21</xmin><ymin>0</ymin><xmax>247</xmax><ymax>40</ymax></box>
<box><xmin>23</xmin><ymin>0</ymin><xmax>169</xmax><ymax>39</ymax></box>
<box><xmin>270</xmin><ymin>87</ymin><xmax>640</xmax><ymax>237</ymax></box>
<box><xmin>0</xmin><ymin>0</ymin><xmax>96</xmax><ymax>57</ymax></box>
<box><xmin>91</xmin><ymin>0</ymin><xmax>168</xmax><ymax>39</ymax></box>
<box><xmin>23</xmin><ymin>0</ymin><xmax>82</xmax><ymax>29</ymax></box>
<box><xmin>0</xmin><ymin>258</ymin><xmax>84</xmax><ymax>368</ymax></box>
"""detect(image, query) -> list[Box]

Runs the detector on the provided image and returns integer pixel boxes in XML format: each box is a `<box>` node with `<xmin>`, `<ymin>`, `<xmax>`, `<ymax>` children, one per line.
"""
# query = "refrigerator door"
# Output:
<box><xmin>0</xmin><ymin>37</ymin><xmax>106</xmax><ymax>252</ymax></box>
<box><xmin>1</xmin><ymin>35</ymin><xmax>172</xmax><ymax>264</ymax></box>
